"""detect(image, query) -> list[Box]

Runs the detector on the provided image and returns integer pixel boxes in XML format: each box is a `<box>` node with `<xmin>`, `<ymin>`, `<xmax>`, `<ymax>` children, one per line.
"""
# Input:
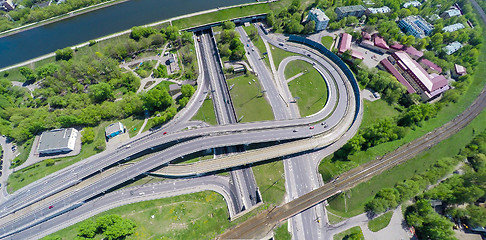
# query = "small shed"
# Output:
<box><xmin>105</xmin><ymin>122</ymin><xmax>125</xmax><ymax>139</ymax></box>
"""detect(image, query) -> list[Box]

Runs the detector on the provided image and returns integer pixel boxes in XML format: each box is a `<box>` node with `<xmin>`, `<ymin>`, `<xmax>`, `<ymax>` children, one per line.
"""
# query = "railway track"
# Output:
<box><xmin>219</xmin><ymin>49</ymin><xmax>486</xmax><ymax>240</ymax></box>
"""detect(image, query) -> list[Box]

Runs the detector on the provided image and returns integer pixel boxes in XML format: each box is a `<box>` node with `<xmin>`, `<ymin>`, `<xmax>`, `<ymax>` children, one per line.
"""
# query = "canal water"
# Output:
<box><xmin>0</xmin><ymin>0</ymin><xmax>252</xmax><ymax>68</ymax></box>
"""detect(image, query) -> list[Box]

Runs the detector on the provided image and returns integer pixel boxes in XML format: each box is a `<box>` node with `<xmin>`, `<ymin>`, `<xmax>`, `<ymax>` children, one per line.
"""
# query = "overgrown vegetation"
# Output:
<box><xmin>216</xmin><ymin>21</ymin><xmax>246</xmax><ymax>61</ymax></box>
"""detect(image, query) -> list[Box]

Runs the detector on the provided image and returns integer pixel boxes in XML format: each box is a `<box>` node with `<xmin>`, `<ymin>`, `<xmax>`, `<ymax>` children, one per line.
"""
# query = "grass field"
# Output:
<box><xmin>327</xmin><ymin>109</ymin><xmax>486</xmax><ymax>217</ymax></box>
<box><xmin>361</xmin><ymin>99</ymin><xmax>401</xmax><ymax>130</ymax></box>
<box><xmin>333</xmin><ymin>226</ymin><xmax>364</xmax><ymax>240</ymax></box>
<box><xmin>171</xmin><ymin>0</ymin><xmax>297</xmax><ymax>30</ymax></box>
<box><xmin>271</xmin><ymin>45</ymin><xmax>299</xmax><ymax>69</ymax></box>
<box><xmin>120</xmin><ymin>116</ymin><xmax>145</xmax><ymax>138</ymax></box>
<box><xmin>368</xmin><ymin>211</ymin><xmax>393</xmax><ymax>232</ymax></box>
<box><xmin>321</xmin><ymin>36</ymin><xmax>334</xmax><ymax>49</ymax></box>
<box><xmin>192</xmin><ymin>97</ymin><xmax>218</xmax><ymax>125</ymax></box>
<box><xmin>286</xmin><ymin>60</ymin><xmax>328</xmax><ymax>117</ymax></box>
<box><xmin>252</xmin><ymin>159</ymin><xmax>286</xmax><ymax>205</ymax></box>
<box><xmin>227</xmin><ymin>73</ymin><xmax>274</xmax><ymax>123</ymax></box>
<box><xmin>274</xmin><ymin>222</ymin><xmax>291</xmax><ymax>240</ymax></box>
<box><xmin>44</xmin><ymin>191</ymin><xmax>232</xmax><ymax>240</ymax></box>
<box><xmin>7</xmin><ymin>122</ymin><xmax>108</xmax><ymax>193</ymax></box>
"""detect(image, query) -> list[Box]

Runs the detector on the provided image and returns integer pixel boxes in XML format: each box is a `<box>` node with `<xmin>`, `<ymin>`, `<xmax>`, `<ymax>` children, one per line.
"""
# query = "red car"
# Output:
<box><xmin>48</xmin><ymin>205</ymin><xmax>53</xmax><ymax>209</ymax></box>
<box><xmin>163</xmin><ymin>132</ymin><xmax>167</xmax><ymax>135</ymax></box>
<box><xmin>309</xmin><ymin>126</ymin><xmax>314</xmax><ymax>129</ymax></box>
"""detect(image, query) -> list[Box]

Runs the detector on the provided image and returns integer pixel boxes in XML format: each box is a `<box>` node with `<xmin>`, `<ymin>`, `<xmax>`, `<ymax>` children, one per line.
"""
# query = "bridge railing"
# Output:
<box><xmin>288</xmin><ymin>35</ymin><xmax>361</xmax><ymax>122</ymax></box>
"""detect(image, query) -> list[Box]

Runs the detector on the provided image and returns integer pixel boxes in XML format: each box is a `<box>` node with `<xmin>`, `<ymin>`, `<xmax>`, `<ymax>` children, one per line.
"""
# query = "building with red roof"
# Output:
<box><xmin>338</xmin><ymin>33</ymin><xmax>352</xmax><ymax>54</ymax></box>
<box><xmin>380</xmin><ymin>58</ymin><xmax>416</xmax><ymax>94</ymax></box>
<box><xmin>389</xmin><ymin>43</ymin><xmax>423</xmax><ymax>59</ymax></box>
<box><xmin>419</xmin><ymin>59</ymin><xmax>442</xmax><ymax>73</ymax></box>
<box><xmin>381</xmin><ymin>51</ymin><xmax>449</xmax><ymax>101</ymax></box>
<box><xmin>373</xmin><ymin>35</ymin><xmax>389</xmax><ymax>50</ymax></box>
<box><xmin>361</xmin><ymin>31</ymin><xmax>371</xmax><ymax>40</ymax></box>
<box><xmin>453</xmin><ymin>64</ymin><xmax>467</xmax><ymax>78</ymax></box>
<box><xmin>338</xmin><ymin>33</ymin><xmax>364</xmax><ymax>60</ymax></box>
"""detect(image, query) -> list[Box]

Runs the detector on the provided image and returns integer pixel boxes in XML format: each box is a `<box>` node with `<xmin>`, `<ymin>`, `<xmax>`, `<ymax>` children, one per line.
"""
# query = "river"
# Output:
<box><xmin>0</xmin><ymin>0</ymin><xmax>252</xmax><ymax>68</ymax></box>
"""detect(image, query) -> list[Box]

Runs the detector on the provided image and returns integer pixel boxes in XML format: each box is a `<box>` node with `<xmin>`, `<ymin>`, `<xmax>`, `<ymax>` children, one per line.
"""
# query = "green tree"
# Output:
<box><xmin>180</xmin><ymin>84</ymin><xmax>195</xmax><ymax>98</ymax></box>
<box><xmin>103</xmin><ymin>218</ymin><xmax>136</xmax><ymax>240</ymax></box>
<box><xmin>430</xmin><ymin>33</ymin><xmax>444</xmax><ymax>48</ymax></box>
<box><xmin>130</xmin><ymin>26</ymin><xmax>156</xmax><ymax>41</ymax></box>
<box><xmin>81</xmin><ymin>127</ymin><xmax>95</xmax><ymax>144</ymax></box>
<box><xmin>77</xmin><ymin>220</ymin><xmax>97</xmax><ymax>238</ymax></box>
<box><xmin>89</xmin><ymin>82</ymin><xmax>114</xmax><ymax>103</ymax></box>
<box><xmin>303</xmin><ymin>20</ymin><xmax>316</xmax><ymax>34</ymax></box>
<box><xmin>178</xmin><ymin>97</ymin><xmax>189</xmax><ymax>107</ymax></box>
<box><xmin>55</xmin><ymin>47</ymin><xmax>74</xmax><ymax>61</ymax></box>
<box><xmin>19</xmin><ymin>67</ymin><xmax>36</xmax><ymax>81</ymax></box>
<box><xmin>222</xmin><ymin>21</ymin><xmax>236</xmax><ymax>30</ymax></box>
<box><xmin>466</xmin><ymin>205</ymin><xmax>486</xmax><ymax>227</ymax></box>
<box><xmin>141</xmin><ymin>87</ymin><xmax>173</xmax><ymax>112</ymax></box>
<box><xmin>35</xmin><ymin>63</ymin><xmax>59</xmax><ymax>79</ymax></box>
<box><xmin>405</xmin><ymin>200</ymin><xmax>455</xmax><ymax>240</ymax></box>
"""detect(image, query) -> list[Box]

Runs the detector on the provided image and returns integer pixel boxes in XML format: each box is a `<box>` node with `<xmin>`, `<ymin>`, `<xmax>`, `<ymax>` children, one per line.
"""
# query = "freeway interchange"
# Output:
<box><xmin>0</xmin><ymin>23</ymin><xmax>361</xmax><ymax>239</ymax></box>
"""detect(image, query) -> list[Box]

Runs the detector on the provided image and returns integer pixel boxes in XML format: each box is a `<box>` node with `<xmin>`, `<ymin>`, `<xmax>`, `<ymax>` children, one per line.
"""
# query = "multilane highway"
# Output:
<box><xmin>219</xmin><ymin>33</ymin><xmax>486</xmax><ymax>240</ymax></box>
<box><xmin>197</xmin><ymin>30</ymin><xmax>260</xmax><ymax>212</ymax></box>
<box><xmin>0</xmin><ymin>26</ymin><xmax>359</xmax><ymax>239</ymax></box>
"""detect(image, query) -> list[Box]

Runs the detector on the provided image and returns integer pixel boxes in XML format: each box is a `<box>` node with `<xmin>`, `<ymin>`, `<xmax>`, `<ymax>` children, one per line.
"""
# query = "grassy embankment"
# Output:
<box><xmin>321</xmin><ymin>36</ymin><xmax>334</xmax><ymax>49</ymax></box>
<box><xmin>227</xmin><ymin>73</ymin><xmax>274</xmax><ymax>123</ymax></box>
<box><xmin>285</xmin><ymin>60</ymin><xmax>328</xmax><ymax>117</ymax></box>
<box><xmin>368</xmin><ymin>211</ymin><xmax>393</xmax><ymax>232</ymax></box>
<box><xmin>333</xmin><ymin>226</ymin><xmax>364</xmax><ymax>240</ymax></box>
<box><xmin>324</xmin><ymin>16</ymin><xmax>486</xmax><ymax>217</ymax></box>
<box><xmin>191</xmin><ymin>97</ymin><xmax>218</xmax><ymax>125</ymax></box>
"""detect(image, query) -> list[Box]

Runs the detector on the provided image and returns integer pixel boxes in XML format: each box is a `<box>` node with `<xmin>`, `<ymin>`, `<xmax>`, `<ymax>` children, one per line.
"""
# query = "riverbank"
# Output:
<box><xmin>0</xmin><ymin>0</ymin><xmax>131</xmax><ymax>38</ymax></box>
<box><xmin>0</xmin><ymin>0</ymin><xmax>278</xmax><ymax>73</ymax></box>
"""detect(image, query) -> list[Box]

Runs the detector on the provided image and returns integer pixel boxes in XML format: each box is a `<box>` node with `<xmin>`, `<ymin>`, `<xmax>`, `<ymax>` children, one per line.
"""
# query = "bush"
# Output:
<box><xmin>55</xmin><ymin>47</ymin><xmax>74</xmax><ymax>61</ymax></box>
<box><xmin>81</xmin><ymin>127</ymin><xmax>95</xmax><ymax>144</ymax></box>
<box><xmin>89</xmin><ymin>40</ymin><xmax>97</xmax><ymax>46</ymax></box>
<box><xmin>45</xmin><ymin>159</ymin><xmax>55</xmax><ymax>167</ymax></box>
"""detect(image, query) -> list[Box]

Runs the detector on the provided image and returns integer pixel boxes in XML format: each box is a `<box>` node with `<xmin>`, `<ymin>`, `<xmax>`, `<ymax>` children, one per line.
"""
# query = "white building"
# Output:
<box><xmin>442</xmin><ymin>23</ymin><xmax>465</xmax><ymax>32</ymax></box>
<box><xmin>0</xmin><ymin>0</ymin><xmax>14</xmax><ymax>11</ymax></box>
<box><xmin>403</xmin><ymin>0</ymin><xmax>421</xmax><ymax>8</ymax></box>
<box><xmin>38</xmin><ymin>128</ymin><xmax>78</xmax><ymax>155</ymax></box>
<box><xmin>308</xmin><ymin>8</ymin><xmax>330</xmax><ymax>31</ymax></box>
<box><xmin>366</xmin><ymin>6</ymin><xmax>391</xmax><ymax>14</ymax></box>
<box><xmin>444</xmin><ymin>41</ymin><xmax>463</xmax><ymax>55</ymax></box>
<box><xmin>441</xmin><ymin>8</ymin><xmax>461</xmax><ymax>19</ymax></box>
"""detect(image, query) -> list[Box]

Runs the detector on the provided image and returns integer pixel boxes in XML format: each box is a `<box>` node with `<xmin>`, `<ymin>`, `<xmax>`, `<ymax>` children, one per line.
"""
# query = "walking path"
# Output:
<box><xmin>286</xmin><ymin>72</ymin><xmax>304</xmax><ymax>83</ymax></box>
<box><xmin>327</xmin><ymin>206</ymin><xmax>412</xmax><ymax>240</ymax></box>
<box><xmin>0</xmin><ymin>136</ymin><xmax>15</xmax><ymax>201</ymax></box>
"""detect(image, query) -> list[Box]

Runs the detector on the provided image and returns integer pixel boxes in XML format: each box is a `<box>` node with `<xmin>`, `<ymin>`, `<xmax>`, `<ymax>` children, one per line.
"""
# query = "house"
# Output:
<box><xmin>361</xmin><ymin>31</ymin><xmax>371</xmax><ymax>40</ymax></box>
<box><xmin>442</xmin><ymin>23</ymin><xmax>465</xmax><ymax>32</ymax></box>
<box><xmin>308</xmin><ymin>8</ymin><xmax>330</xmax><ymax>31</ymax></box>
<box><xmin>366</xmin><ymin>6</ymin><xmax>391</xmax><ymax>15</ymax></box>
<box><xmin>381</xmin><ymin>51</ymin><xmax>449</xmax><ymax>101</ymax></box>
<box><xmin>335</xmin><ymin>5</ymin><xmax>366</xmax><ymax>19</ymax></box>
<box><xmin>420</xmin><ymin>59</ymin><xmax>443</xmax><ymax>73</ymax></box>
<box><xmin>338</xmin><ymin>33</ymin><xmax>364</xmax><ymax>59</ymax></box>
<box><xmin>444</xmin><ymin>41</ymin><xmax>462</xmax><ymax>55</ymax></box>
<box><xmin>38</xmin><ymin>128</ymin><xmax>78</xmax><ymax>155</ymax></box>
<box><xmin>0</xmin><ymin>0</ymin><xmax>14</xmax><ymax>11</ymax></box>
<box><xmin>390</xmin><ymin>43</ymin><xmax>423</xmax><ymax>59</ymax></box>
<box><xmin>403</xmin><ymin>0</ymin><xmax>422</xmax><ymax>8</ymax></box>
<box><xmin>105</xmin><ymin>122</ymin><xmax>125</xmax><ymax>139</ymax></box>
<box><xmin>441</xmin><ymin>8</ymin><xmax>461</xmax><ymax>19</ymax></box>
<box><xmin>398</xmin><ymin>15</ymin><xmax>434</xmax><ymax>39</ymax></box>
<box><xmin>373</xmin><ymin>34</ymin><xmax>389</xmax><ymax>50</ymax></box>
<box><xmin>453</xmin><ymin>64</ymin><xmax>467</xmax><ymax>78</ymax></box>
